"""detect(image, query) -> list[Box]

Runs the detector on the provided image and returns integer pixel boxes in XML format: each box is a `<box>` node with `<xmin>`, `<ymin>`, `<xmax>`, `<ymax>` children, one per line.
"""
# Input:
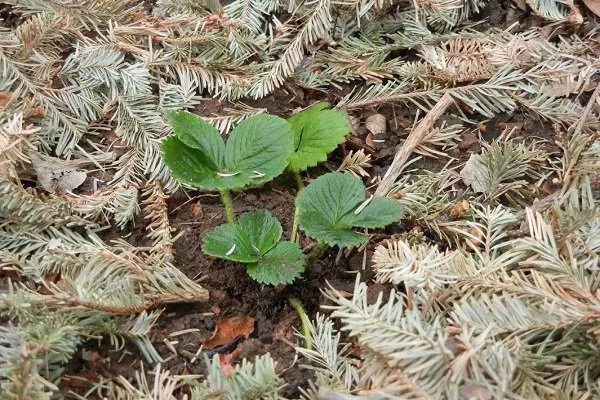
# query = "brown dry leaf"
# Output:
<box><xmin>191</xmin><ymin>201</ymin><xmax>203</xmax><ymax>217</ymax></box>
<box><xmin>64</xmin><ymin>370</ymin><xmax>100</xmax><ymax>388</ymax></box>
<box><xmin>497</xmin><ymin>122</ymin><xmax>524</xmax><ymax>134</ymax></box>
<box><xmin>203</xmin><ymin>316</ymin><xmax>255</xmax><ymax>350</ymax></box>
<box><xmin>459</xmin><ymin>132</ymin><xmax>479</xmax><ymax>150</ymax></box>
<box><xmin>392</xmin><ymin>190</ymin><xmax>405</xmax><ymax>199</ymax></box>
<box><xmin>449</xmin><ymin>200</ymin><xmax>470</xmax><ymax>220</ymax></box>
<box><xmin>410</xmin><ymin>224</ymin><xmax>423</xmax><ymax>234</ymax></box>
<box><xmin>582</xmin><ymin>0</ymin><xmax>600</xmax><ymax>16</ymax></box>
<box><xmin>0</xmin><ymin>92</ymin><xmax>12</xmax><ymax>107</ymax></box>
<box><xmin>273</xmin><ymin>311</ymin><xmax>296</xmax><ymax>342</ymax></box>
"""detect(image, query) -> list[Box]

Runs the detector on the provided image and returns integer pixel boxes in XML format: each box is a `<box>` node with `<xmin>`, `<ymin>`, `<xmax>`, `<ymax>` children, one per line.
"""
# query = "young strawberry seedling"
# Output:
<box><xmin>162</xmin><ymin>110</ymin><xmax>401</xmax><ymax>285</ymax></box>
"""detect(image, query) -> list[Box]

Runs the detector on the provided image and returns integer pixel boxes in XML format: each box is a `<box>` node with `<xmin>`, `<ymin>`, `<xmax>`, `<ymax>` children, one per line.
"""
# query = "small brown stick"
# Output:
<box><xmin>375</xmin><ymin>93</ymin><xmax>454</xmax><ymax>197</ymax></box>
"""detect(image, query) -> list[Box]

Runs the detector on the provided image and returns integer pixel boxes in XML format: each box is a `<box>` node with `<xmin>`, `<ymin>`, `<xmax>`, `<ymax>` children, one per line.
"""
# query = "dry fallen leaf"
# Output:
<box><xmin>203</xmin><ymin>316</ymin><xmax>255</xmax><ymax>350</ymax></box>
<box><xmin>543</xmin><ymin>80</ymin><xmax>581</xmax><ymax>97</ymax></box>
<box><xmin>365</xmin><ymin>113</ymin><xmax>386</xmax><ymax>135</ymax></box>
<box><xmin>582</xmin><ymin>0</ymin><xmax>600</xmax><ymax>17</ymax></box>
<box><xmin>29</xmin><ymin>106</ymin><xmax>45</xmax><ymax>118</ymax></box>
<box><xmin>64</xmin><ymin>371</ymin><xmax>100</xmax><ymax>389</ymax></box>
<box><xmin>191</xmin><ymin>201</ymin><xmax>203</xmax><ymax>217</ymax></box>
<box><xmin>30</xmin><ymin>153</ymin><xmax>87</xmax><ymax>194</ymax></box>
<box><xmin>272</xmin><ymin>311</ymin><xmax>296</xmax><ymax>342</ymax></box>
<box><xmin>458</xmin><ymin>132</ymin><xmax>479</xmax><ymax>150</ymax></box>
<box><xmin>465</xmin><ymin>226</ymin><xmax>484</xmax><ymax>248</ymax></box>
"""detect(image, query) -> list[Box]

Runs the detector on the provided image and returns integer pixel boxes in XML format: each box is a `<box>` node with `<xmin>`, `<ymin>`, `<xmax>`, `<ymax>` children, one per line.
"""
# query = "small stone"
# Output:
<box><xmin>245</xmin><ymin>193</ymin><xmax>258</xmax><ymax>202</ymax></box>
<box><xmin>365</xmin><ymin>114</ymin><xmax>387</xmax><ymax>135</ymax></box>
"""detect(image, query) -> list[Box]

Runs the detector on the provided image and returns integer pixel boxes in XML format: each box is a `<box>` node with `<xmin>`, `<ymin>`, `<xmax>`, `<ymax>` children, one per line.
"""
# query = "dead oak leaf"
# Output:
<box><xmin>365</xmin><ymin>113</ymin><xmax>386</xmax><ymax>135</ymax></box>
<box><xmin>203</xmin><ymin>316</ymin><xmax>255</xmax><ymax>350</ymax></box>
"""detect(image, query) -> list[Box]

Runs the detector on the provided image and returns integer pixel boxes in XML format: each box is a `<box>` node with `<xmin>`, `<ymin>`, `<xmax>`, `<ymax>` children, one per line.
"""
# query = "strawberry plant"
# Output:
<box><xmin>203</xmin><ymin>210</ymin><xmax>305</xmax><ymax>285</ymax></box>
<box><xmin>161</xmin><ymin>111</ymin><xmax>292</xmax><ymax>222</ymax></box>
<box><xmin>161</xmin><ymin>110</ymin><xmax>396</xmax><ymax>284</ymax></box>
<box><xmin>296</xmin><ymin>172</ymin><xmax>403</xmax><ymax>252</ymax></box>
<box><xmin>285</xmin><ymin>103</ymin><xmax>351</xmax><ymax>241</ymax></box>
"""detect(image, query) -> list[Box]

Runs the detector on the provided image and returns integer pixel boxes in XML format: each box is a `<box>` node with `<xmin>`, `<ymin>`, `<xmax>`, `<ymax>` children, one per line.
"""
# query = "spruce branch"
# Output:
<box><xmin>372</xmin><ymin>240</ymin><xmax>458</xmax><ymax>289</ymax></box>
<box><xmin>250</xmin><ymin>0</ymin><xmax>333</xmax><ymax>97</ymax></box>
<box><xmin>5</xmin><ymin>0</ymin><xmax>143</xmax><ymax>29</ymax></box>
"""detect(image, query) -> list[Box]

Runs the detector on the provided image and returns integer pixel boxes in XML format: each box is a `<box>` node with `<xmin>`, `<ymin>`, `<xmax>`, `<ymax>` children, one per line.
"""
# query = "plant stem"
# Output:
<box><xmin>292</xmin><ymin>170</ymin><xmax>305</xmax><ymax>189</ymax></box>
<box><xmin>290</xmin><ymin>170</ymin><xmax>304</xmax><ymax>243</ymax></box>
<box><xmin>307</xmin><ymin>241</ymin><xmax>328</xmax><ymax>267</ymax></box>
<box><xmin>220</xmin><ymin>189</ymin><xmax>235</xmax><ymax>223</ymax></box>
<box><xmin>289</xmin><ymin>297</ymin><xmax>312</xmax><ymax>351</ymax></box>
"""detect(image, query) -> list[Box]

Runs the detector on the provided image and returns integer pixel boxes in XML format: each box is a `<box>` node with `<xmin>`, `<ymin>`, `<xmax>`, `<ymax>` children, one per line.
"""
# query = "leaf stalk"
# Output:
<box><xmin>220</xmin><ymin>189</ymin><xmax>235</xmax><ymax>223</ymax></box>
<box><xmin>289</xmin><ymin>297</ymin><xmax>313</xmax><ymax>351</ymax></box>
<box><xmin>290</xmin><ymin>170</ymin><xmax>304</xmax><ymax>243</ymax></box>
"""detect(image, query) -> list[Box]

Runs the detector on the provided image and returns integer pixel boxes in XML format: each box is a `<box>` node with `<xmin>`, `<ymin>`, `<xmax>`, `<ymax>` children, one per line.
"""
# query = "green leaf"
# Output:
<box><xmin>237</xmin><ymin>209</ymin><xmax>282</xmax><ymax>254</ymax></box>
<box><xmin>162</xmin><ymin>112</ymin><xmax>292</xmax><ymax>190</ymax></box>
<box><xmin>202</xmin><ymin>210</ymin><xmax>282</xmax><ymax>263</ymax></box>
<box><xmin>287</xmin><ymin>102</ymin><xmax>351</xmax><ymax>173</ymax></box>
<box><xmin>225</xmin><ymin>114</ymin><xmax>293</xmax><ymax>186</ymax></box>
<box><xmin>247</xmin><ymin>241</ymin><xmax>306</xmax><ymax>285</ymax></box>
<box><xmin>296</xmin><ymin>172</ymin><xmax>403</xmax><ymax>248</ymax></box>
<box><xmin>161</xmin><ymin>137</ymin><xmax>224</xmax><ymax>188</ymax></box>
<box><xmin>341</xmin><ymin>197</ymin><xmax>406</xmax><ymax>229</ymax></box>
<box><xmin>202</xmin><ymin>222</ymin><xmax>257</xmax><ymax>263</ymax></box>
<box><xmin>166</xmin><ymin>110</ymin><xmax>224</xmax><ymax>171</ymax></box>
<box><xmin>203</xmin><ymin>210</ymin><xmax>305</xmax><ymax>285</ymax></box>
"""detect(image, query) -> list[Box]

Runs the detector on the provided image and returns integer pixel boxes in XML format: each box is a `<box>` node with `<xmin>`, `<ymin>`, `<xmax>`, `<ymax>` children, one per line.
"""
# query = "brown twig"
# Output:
<box><xmin>375</xmin><ymin>93</ymin><xmax>454</xmax><ymax>197</ymax></box>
